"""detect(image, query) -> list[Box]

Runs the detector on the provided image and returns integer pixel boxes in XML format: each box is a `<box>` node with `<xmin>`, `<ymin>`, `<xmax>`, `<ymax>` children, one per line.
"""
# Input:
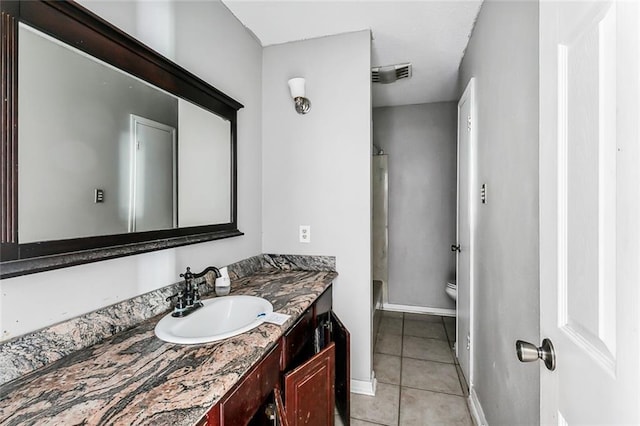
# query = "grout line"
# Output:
<box><xmin>402</xmin><ymin>319</ymin><xmax>449</xmax><ymax>341</ymax></box>
<box><xmin>372</xmin><ymin>315</ymin><xmax>474</xmax><ymax>426</ymax></box>
<box><xmin>442</xmin><ymin>315</ymin><xmax>455</xmax><ymax>345</ymax></box>
<box><xmin>349</xmin><ymin>416</ymin><xmax>389</xmax><ymax>426</ymax></box>
<box><xmin>403</xmin><ymin>336</ymin><xmax>449</xmax><ymax>342</ymax></box>
<box><xmin>402</xmin><ymin>332</ymin><xmax>447</xmax><ymax>338</ymax></box>
<box><xmin>374</xmin><ymin>351</ymin><xmax>403</xmax><ymax>357</ymax></box>
<box><xmin>455</xmin><ymin>364</ymin><xmax>470</xmax><ymax>398</ymax></box>
<box><xmin>403</xmin><ymin>335</ymin><xmax>450</xmax><ymax>343</ymax></box>
<box><xmin>400</xmin><ymin>383</ymin><xmax>465</xmax><ymax>398</ymax></box>
<box><xmin>371</xmin><ymin>317</ymin><xmax>402</xmax><ymax>425</ymax></box>
<box><xmin>456</xmin><ymin>365</ymin><xmax>475</xmax><ymax>423</ymax></box>
<box><xmin>400</xmin><ymin>355</ymin><xmax>456</xmax><ymax>365</ymax></box>
<box><xmin>376</xmin><ymin>381</ymin><xmax>400</xmax><ymax>388</ymax></box>
<box><xmin>399</xmin><ymin>382</ymin><xmax>476</xmax><ymax>426</ymax></box>
<box><xmin>442</xmin><ymin>315</ymin><xmax>475</xmax><ymax>423</ymax></box>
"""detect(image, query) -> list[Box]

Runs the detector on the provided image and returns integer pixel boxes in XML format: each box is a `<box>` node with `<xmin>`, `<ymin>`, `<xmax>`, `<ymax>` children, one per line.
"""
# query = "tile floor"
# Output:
<box><xmin>343</xmin><ymin>312</ymin><xmax>473</xmax><ymax>426</ymax></box>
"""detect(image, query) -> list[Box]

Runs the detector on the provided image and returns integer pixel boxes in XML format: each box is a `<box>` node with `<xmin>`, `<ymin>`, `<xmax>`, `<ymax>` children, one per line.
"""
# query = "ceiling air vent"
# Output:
<box><xmin>372</xmin><ymin>63</ymin><xmax>412</xmax><ymax>84</ymax></box>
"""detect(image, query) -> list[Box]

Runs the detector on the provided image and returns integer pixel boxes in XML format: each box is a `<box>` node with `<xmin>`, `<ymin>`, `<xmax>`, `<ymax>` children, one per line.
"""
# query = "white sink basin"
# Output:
<box><xmin>154</xmin><ymin>295</ymin><xmax>273</xmax><ymax>344</ymax></box>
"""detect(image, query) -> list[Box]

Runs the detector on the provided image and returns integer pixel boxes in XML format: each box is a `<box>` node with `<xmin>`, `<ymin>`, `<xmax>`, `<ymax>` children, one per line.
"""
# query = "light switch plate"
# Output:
<box><xmin>95</xmin><ymin>189</ymin><xmax>105</xmax><ymax>203</ymax></box>
<box><xmin>299</xmin><ymin>225</ymin><xmax>310</xmax><ymax>243</ymax></box>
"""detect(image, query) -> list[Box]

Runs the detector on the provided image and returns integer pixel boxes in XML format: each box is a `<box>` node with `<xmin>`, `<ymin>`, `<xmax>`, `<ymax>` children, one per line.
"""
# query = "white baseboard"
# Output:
<box><xmin>468</xmin><ymin>387</ymin><xmax>488</xmax><ymax>426</ymax></box>
<box><xmin>351</xmin><ymin>374</ymin><xmax>377</xmax><ymax>396</ymax></box>
<box><xmin>381</xmin><ymin>303</ymin><xmax>456</xmax><ymax>317</ymax></box>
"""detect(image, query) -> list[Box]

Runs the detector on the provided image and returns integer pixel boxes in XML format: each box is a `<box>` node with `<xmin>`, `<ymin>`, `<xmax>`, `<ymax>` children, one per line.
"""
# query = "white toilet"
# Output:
<box><xmin>445</xmin><ymin>281</ymin><xmax>457</xmax><ymax>301</ymax></box>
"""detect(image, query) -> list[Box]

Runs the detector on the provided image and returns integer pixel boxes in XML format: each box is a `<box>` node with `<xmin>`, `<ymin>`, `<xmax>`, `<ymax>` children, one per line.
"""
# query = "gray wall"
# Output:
<box><xmin>262</xmin><ymin>31</ymin><xmax>373</xmax><ymax>387</ymax></box>
<box><xmin>373</xmin><ymin>103</ymin><xmax>457</xmax><ymax>310</ymax></box>
<box><xmin>458</xmin><ymin>1</ymin><xmax>540</xmax><ymax>424</ymax></box>
<box><xmin>1</xmin><ymin>0</ymin><xmax>263</xmax><ymax>339</ymax></box>
<box><xmin>178</xmin><ymin>99</ymin><xmax>231</xmax><ymax>227</ymax></box>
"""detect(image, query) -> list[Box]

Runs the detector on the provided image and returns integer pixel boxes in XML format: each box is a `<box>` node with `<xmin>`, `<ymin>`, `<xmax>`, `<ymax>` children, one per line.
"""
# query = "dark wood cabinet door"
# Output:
<box><xmin>274</xmin><ymin>388</ymin><xmax>291</xmax><ymax>426</ymax></box>
<box><xmin>331</xmin><ymin>311</ymin><xmax>350</xmax><ymax>425</ymax></box>
<box><xmin>205</xmin><ymin>404</ymin><xmax>220</xmax><ymax>426</ymax></box>
<box><xmin>284</xmin><ymin>342</ymin><xmax>335</xmax><ymax>426</ymax></box>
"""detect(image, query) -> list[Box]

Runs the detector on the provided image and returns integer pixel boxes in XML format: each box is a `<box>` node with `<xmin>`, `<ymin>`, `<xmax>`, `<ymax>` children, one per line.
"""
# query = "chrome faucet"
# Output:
<box><xmin>166</xmin><ymin>266</ymin><xmax>221</xmax><ymax>317</ymax></box>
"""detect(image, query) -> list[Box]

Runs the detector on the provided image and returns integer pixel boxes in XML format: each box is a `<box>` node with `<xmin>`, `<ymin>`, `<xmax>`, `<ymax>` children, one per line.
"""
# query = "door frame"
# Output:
<box><xmin>128</xmin><ymin>114</ymin><xmax>177</xmax><ymax>232</ymax></box>
<box><xmin>456</xmin><ymin>77</ymin><xmax>477</xmax><ymax>391</ymax></box>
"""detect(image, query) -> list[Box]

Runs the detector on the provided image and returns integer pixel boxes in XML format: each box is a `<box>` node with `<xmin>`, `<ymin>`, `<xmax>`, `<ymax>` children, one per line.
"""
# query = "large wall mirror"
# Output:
<box><xmin>1</xmin><ymin>1</ymin><xmax>243</xmax><ymax>278</ymax></box>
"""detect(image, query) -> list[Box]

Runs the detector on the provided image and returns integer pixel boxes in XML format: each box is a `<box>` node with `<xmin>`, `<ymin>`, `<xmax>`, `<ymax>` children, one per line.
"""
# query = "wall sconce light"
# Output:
<box><xmin>288</xmin><ymin>77</ymin><xmax>311</xmax><ymax>115</ymax></box>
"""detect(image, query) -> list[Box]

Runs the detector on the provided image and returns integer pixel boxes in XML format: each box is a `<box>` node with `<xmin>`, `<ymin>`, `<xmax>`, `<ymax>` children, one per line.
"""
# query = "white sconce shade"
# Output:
<box><xmin>288</xmin><ymin>77</ymin><xmax>306</xmax><ymax>98</ymax></box>
<box><xmin>287</xmin><ymin>77</ymin><xmax>311</xmax><ymax>114</ymax></box>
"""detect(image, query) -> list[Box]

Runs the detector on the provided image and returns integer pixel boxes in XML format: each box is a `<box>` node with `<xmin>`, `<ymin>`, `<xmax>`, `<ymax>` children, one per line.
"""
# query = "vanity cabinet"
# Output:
<box><xmin>200</xmin><ymin>285</ymin><xmax>349</xmax><ymax>426</ymax></box>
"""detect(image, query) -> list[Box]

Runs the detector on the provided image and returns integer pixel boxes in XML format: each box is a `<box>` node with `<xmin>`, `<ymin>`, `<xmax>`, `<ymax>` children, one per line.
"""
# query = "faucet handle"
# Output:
<box><xmin>192</xmin><ymin>285</ymin><xmax>204</xmax><ymax>307</ymax></box>
<box><xmin>166</xmin><ymin>291</ymin><xmax>185</xmax><ymax>307</ymax></box>
<box><xmin>179</xmin><ymin>266</ymin><xmax>193</xmax><ymax>280</ymax></box>
<box><xmin>167</xmin><ymin>291</ymin><xmax>187</xmax><ymax>317</ymax></box>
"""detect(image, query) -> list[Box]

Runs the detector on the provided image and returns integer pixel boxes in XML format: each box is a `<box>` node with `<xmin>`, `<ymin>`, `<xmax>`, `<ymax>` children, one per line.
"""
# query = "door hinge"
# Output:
<box><xmin>324</xmin><ymin>320</ymin><xmax>333</xmax><ymax>333</ymax></box>
<box><xmin>136</xmin><ymin>140</ymin><xmax>141</xmax><ymax>150</ymax></box>
<box><xmin>265</xmin><ymin>403</ymin><xmax>276</xmax><ymax>422</ymax></box>
<box><xmin>466</xmin><ymin>334</ymin><xmax>471</xmax><ymax>351</ymax></box>
<box><xmin>467</xmin><ymin>115</ymin><xmax>472</xmax><ymax>132</ymax></box>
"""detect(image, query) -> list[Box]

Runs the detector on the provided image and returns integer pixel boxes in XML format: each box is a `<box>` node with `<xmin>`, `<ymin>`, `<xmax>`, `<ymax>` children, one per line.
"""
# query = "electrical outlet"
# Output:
<box><xmin>299</xmin><ymin>225</ymin><xmax>310</xmax><ymax>243</ymax></box>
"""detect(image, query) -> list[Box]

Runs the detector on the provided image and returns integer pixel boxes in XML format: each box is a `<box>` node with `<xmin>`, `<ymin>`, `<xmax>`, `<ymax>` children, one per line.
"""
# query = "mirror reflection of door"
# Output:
<box><xmin>129</xmin><ymin>115</ymin><xmax>177</xmax><ymax>232</ymax></box>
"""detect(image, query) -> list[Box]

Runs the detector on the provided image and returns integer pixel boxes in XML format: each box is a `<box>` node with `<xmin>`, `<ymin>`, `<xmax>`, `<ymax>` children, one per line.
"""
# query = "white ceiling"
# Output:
<box><xmin>221</xmin><ymin>0</ymin><xmax>483</xmax><ymax>107</ymax></box>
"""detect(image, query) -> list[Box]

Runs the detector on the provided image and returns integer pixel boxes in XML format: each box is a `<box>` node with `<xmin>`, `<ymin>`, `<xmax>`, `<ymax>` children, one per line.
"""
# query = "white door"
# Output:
<box><xmin>456</xmin><ymin>78</ymin><xmax>476</xmax><ymax>387</ymax></box>
<box><xmin>539</xmin><ymin>1</ymin><xmax>640</xmax><ymax>423</ymax></box>
<box><xmin>129</xmin><ymin>115</ymin><xmax>177</xmax><ymax>232</ymax></box>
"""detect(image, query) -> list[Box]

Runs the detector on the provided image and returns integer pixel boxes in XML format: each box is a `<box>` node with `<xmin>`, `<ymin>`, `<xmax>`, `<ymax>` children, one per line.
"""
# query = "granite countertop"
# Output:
<box><xmin>0</xmin><ymin>268</ymin><xmax>337</xmax><ymax>425</ymax></box>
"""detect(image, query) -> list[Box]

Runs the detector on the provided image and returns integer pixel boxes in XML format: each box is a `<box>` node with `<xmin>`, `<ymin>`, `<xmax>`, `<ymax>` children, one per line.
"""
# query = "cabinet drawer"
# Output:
<box><xmin>281</xmin><ymin>308</ymin><xmax>313</xmax><ymax>370</ymax></box>
<box><xmin>217</xmin><ymin>342</ymin><xmax>282</xmax><ymax>426</ymax></box>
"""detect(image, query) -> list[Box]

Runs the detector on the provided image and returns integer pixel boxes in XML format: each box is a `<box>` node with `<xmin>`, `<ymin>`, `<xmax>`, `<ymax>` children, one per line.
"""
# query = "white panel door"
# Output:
<box><xmin>539</xmin><ymin>1</ymin><xmax>640</xmax><ymax>423</ymax></box>
<box><xmin>129</xmin><ymin>115</ymin><xmax>177</xmax><ymax>232</ymax></box>
<box><xmin>456</xmin><ymin>78</ymin><xmax>475</xmax><ymax>387</ymax></box>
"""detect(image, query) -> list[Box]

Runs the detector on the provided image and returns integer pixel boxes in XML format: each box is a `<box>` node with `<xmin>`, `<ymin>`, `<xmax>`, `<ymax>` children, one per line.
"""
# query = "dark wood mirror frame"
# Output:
<box><xmin>0</xmin><ymin>0</ymin><xmax>244</xmax><ymax>279</ymax></box>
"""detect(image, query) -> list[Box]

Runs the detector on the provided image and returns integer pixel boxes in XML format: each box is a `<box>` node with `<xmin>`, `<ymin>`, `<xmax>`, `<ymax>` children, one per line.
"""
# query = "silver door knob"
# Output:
<box><xmin>516</xmin><ymin>338</ymin><xmax>556</xmax><ymax>371</ymax></box>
